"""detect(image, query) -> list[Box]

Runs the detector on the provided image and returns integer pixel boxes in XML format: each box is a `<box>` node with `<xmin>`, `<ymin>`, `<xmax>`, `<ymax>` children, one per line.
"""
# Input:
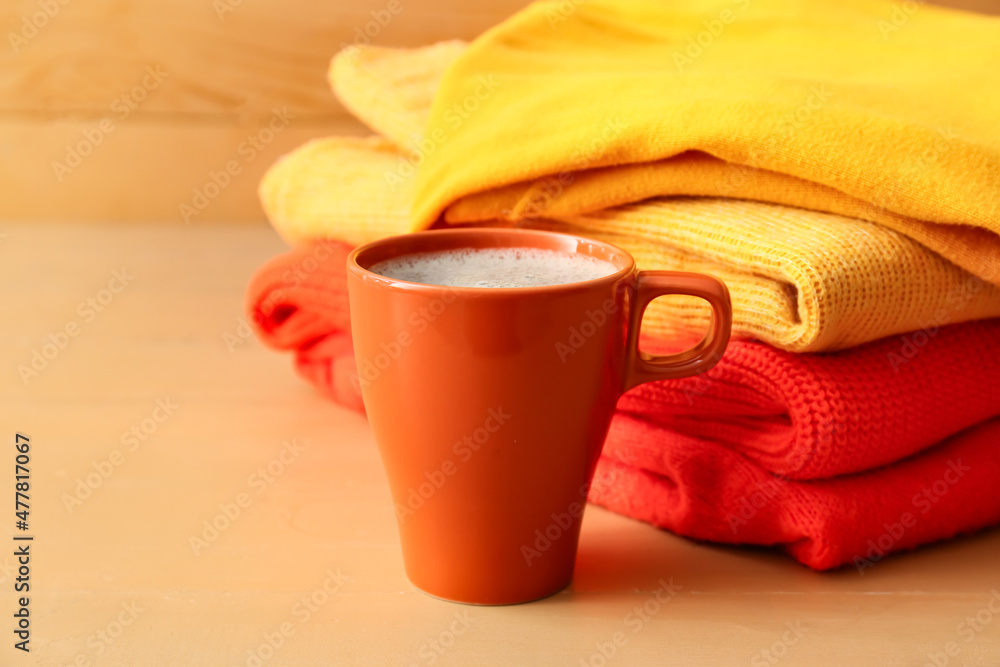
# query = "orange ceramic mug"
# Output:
<box><xmin>347</xmin><ymin>228</ymin><xmax>731</xmax><ymax>604</ymax></box>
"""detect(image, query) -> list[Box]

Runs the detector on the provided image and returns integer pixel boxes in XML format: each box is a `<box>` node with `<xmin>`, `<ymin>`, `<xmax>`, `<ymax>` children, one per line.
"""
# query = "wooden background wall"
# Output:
<box><xmin>1</xmin><ymin>0</ymin><xmax>996</xmax><ymax>223</ymax></box>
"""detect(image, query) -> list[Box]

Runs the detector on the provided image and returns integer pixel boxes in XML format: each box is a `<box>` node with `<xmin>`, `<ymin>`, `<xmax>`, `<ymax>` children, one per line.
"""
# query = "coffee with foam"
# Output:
<box><xmin>370</xmin><ymin>247</ymin><xmax>619</xmax><ymax>288</ymax></box>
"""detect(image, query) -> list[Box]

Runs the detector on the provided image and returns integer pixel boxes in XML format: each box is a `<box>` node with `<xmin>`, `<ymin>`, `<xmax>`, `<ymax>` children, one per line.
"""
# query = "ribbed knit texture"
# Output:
<box><xmin>245</xmin><ymin>241</ymin><xmax>1000</xmax><ymax>569</ymax></box>
<box><xmin>248</xmin><ymin>2</ymin><xmax>1000</xmax><ymax>568</ymax></box>
<box><xmin>245</xmin><ymin>240</ymin><xmax>363</xmax><ymax>411</ymax></box>
<box><xmin>594</xmin><ymin>416</ymin><xmax>1000</xmax><ymax>570</ymax></box>
<box><xmin>412</xmin><ymin>0</ymin><xmax>1000</xmax><ymax>285</ymax></box>
<box><xmin>259</xmin><ymin>42</ymin><xmax>1000</xmax><ymax>352</ymax></box>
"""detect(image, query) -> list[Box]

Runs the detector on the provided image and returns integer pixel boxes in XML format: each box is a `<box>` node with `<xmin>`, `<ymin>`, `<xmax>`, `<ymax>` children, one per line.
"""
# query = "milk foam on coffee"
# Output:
<box><xmin>370</xmin><ymin>247</ymin><xmax>618</xmax><ymax>288</ymax></box>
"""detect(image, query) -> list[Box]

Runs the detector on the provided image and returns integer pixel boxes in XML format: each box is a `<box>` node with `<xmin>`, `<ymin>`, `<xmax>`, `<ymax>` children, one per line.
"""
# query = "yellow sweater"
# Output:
<box><xmin>260</xmin><ymin>39</ymin><xmax>1000</xmax><ymax>351</ymax></box>
<box><xmin>412</xmin><ymin>0</ymin><xmax>1000</xmax><ymax>286</ymax></box>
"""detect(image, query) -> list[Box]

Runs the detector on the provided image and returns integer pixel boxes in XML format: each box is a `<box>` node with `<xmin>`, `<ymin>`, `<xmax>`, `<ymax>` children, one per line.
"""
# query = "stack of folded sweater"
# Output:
<box><xmin>246</xmin><ymin>0</ymin><xmax>1000</xmax><ymax>570</ymax></box>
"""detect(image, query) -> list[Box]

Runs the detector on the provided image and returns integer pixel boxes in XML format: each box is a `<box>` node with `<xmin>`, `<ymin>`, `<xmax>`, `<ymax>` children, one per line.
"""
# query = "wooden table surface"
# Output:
<box><xmin>2</xmin><ymin>222</ymin><xmax>999</xmax><ymax>666</ymax></box>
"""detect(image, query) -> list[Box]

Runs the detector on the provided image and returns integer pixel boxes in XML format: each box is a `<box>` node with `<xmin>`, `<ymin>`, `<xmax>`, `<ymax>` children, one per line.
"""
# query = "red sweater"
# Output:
<box><xmin>247</xmin><ymin>240</ymin><xmax>1000</xmax><ymax>570</ymax></box>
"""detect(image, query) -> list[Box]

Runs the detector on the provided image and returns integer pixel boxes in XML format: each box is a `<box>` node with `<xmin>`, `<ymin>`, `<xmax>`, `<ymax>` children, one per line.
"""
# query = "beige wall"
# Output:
<box><xmin>1</xmin><ymin>0</ymin><xmax>995</xmax><ymax>223</ymax></box>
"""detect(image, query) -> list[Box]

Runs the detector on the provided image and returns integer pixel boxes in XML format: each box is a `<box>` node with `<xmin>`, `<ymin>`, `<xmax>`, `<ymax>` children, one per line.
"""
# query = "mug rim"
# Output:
<box><xmin>347</xmin><ymin>227</ymin><xmax>636</xmax><ymax>295</ymax></box>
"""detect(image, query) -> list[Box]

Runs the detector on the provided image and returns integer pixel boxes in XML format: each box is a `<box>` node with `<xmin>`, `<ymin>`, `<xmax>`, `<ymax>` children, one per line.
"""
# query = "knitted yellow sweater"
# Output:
<box><xmin>413</xmin><ymin>0</ymin><xmax>1000</xmax><ymax>286</ymax></box>
<box><xmin>261</xmin><ymin>5</ymin><xmax>1000</xmax><ymax>351</ymax></box>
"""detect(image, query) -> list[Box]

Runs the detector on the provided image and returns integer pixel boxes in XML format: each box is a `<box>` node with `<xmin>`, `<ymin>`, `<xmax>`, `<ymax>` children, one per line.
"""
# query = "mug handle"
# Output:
<box><xmin>622</xmin><ymin>271</ymin><xmax>733</xmax><ymax>392</ymax></box>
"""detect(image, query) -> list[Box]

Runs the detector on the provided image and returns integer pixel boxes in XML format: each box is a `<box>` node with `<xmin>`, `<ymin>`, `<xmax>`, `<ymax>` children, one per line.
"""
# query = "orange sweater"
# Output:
<box><xmin>247</xmin><ymin>241</ymin><xmax>1000</xmax><ymax>569</ymax></box>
